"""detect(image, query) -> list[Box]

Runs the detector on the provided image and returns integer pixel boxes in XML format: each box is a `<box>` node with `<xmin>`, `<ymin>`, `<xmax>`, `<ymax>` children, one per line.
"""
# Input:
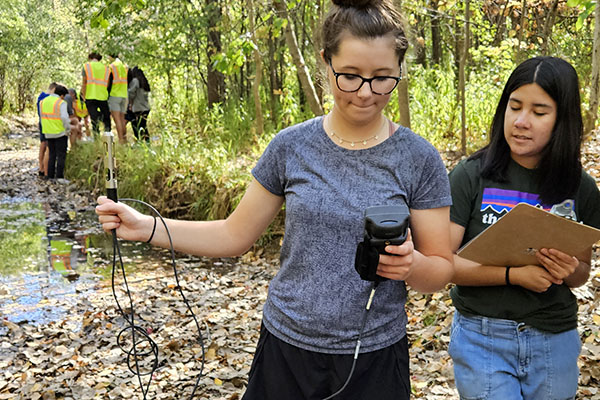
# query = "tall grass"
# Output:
<box><xmin>399</xmin><ymin>59</ymin><xmax>508</xmax><ymax>154</ymax></box>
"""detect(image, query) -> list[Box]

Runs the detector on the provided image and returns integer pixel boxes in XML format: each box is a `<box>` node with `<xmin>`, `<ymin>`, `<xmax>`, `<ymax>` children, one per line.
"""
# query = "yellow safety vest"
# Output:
<box><xmin>84</xmin><ymin>61</ymin><xmax>109</xmax><ymax>101</ymax></box>
<box><xmin>73</xmin><ymin>96</ymin><xmax>88</xmax><ymax>118</ymax></box>
<box><xmin>40</xmin><ymin>96</ymin><xmax>66</xmax><ymax>136</ymax></box>
<box><xmin>109</xmin><ymin>59</ymin><xmax>128</xmax><ymax>98</ymax></box>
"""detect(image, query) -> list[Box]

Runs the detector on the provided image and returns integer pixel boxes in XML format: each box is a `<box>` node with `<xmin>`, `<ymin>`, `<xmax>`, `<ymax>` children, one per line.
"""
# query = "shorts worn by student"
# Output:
<box><xmin>449</xmin><ymin>312</ymin><xmax>580</xmax><ymax>400</ymax></box>
<box><xmin>108</xmin><ymin>96</ymin><xmax>127</xmax><ymax>113</ymax></box>
<box><xmin>243</xmin><ymin>324</ymin><xmax>410</xmax><ymax>400</ymax></box>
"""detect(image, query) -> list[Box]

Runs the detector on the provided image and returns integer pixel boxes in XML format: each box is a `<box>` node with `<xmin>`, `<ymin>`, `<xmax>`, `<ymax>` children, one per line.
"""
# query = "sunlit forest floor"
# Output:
<box><xmin>1</xmin><ymin>115</ymin><xmax>600</xmax><ymax>399</ymax></box>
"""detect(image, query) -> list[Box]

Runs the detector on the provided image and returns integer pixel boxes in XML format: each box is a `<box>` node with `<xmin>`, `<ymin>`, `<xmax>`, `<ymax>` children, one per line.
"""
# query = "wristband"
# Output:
<box><xmin>505</xmin><ymin>266</ymin><xmax>512</xmax><ymax>286</ymax></box>
<box><xmin>146</xmin><ymin>216</ymin><xmax>157</xmax><ymax>243</ymax></box>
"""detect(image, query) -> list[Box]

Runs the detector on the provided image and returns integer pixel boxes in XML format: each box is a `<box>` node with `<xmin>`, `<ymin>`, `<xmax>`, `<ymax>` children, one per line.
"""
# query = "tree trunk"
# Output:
<box><xmin>248</xmin><ymin>0</ymin><xmax>264</xmax><ymax>135</ymax></box>
<box><xmin>414</xmin><ymin>14</ymin><xmax>427</xmax><ymax>67</ymax></box>
<box><xmin>0</xmin><ymin>59</ymin><xmax>6</xmax><ymax>114</ymax></box>
<box><xmin>397</xmin><ymin>59</ymin><xmax>411</xmax><ymax>128</ymax></box>
<box><xmin>430</xmin><ymin>0</ymin><xmax>442</xmax><ymax>65</ymax></box>
<box><xmin>453</xmin><ymin>16</ymin><xmax>461</xmax><ymax>105</ymax></box>
<box><xmin>206</xmin><ymin>0</ymin><xmax>225</xmax><ymax>107</ymax></box>
<box><xmin>273</xmin><ymin>0</ymin><xmax>323</xmax><ymax>116</ymax></box>
<box><xmin>515</xmin><ymin>0</ymin><xmax>527</xmax><ymax>64</ymax></box>
<box><xmin>16</xmin><ymin>72</ymin><xmax>33</xmax><ymax>113</ymax></box>
<box><xmin>540</xmin><ymin>0</ymin><xmax>559</xmax><ymax>55</ymax></box>
<box><xmin>585</xmin><ymin>3</ymin><xmax>600</xmax><ymax>137</ymax></box>
<box><xmin>311</xmin><ymin>0</ymin><xmax>325</xmax><ymax>105</ymax></box>
<box><xmin>268</xmin><ymin>19</ymin><xmax>281</xmax><ymax>125</ymax></box>
<box><xmin>491</xmin><ymin>1</ymin><xmax>509</xmax><ymax>46</ymax></box>
<box><xmin>459</xmin><ymin>0</ymin><xmax>470</xmax><ymax>155</ymax></box>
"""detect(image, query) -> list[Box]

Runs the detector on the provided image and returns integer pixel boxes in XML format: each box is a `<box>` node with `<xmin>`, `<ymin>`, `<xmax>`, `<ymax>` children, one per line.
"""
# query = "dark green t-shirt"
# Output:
<box><xmin>449</xmin><ymin>157</ymin><xmax>600</xmax><ymax>333</ymax></box>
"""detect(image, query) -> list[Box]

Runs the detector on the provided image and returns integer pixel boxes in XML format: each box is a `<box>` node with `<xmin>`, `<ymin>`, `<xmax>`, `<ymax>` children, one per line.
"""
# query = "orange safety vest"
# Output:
<box><xmin>109</xmin><ymin>59</ymin><xmax>128</xmax><ymax>98</ymax></box>
<box><xmin>40</xmin><ymin>96</ymin><xmax>66</xmax><ymax>137</ymax></box>
<box><xmin>84</xmin><ymin>61</ymin><xmax>109</xmax><ymax>101</ymax></box>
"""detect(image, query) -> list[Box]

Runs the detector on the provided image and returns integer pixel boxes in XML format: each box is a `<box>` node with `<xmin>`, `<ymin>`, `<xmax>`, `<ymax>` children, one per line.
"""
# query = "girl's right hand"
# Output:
<box><xmin>509</xmin><ymin>265</ymin><xmax>563</xmax><ymax>293</ymax></box>
<box><xmin>96</xmin><ymin>196</ymin><xmax>154</xmax><ymax>242</ymax></box>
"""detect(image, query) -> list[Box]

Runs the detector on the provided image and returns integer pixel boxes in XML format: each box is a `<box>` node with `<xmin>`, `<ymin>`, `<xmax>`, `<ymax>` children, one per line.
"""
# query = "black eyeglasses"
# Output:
<box><xmin>328</xmin><ymin>60</ymin><xmax>401</xmax><ymax>95</ymax></box>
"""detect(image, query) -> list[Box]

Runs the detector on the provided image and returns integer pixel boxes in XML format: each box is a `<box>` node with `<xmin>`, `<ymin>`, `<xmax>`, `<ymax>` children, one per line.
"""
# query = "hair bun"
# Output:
<box><xmin>332</xmin><ymin>0</ymin><xmax>380</xmax><ymax>9</ymax></box>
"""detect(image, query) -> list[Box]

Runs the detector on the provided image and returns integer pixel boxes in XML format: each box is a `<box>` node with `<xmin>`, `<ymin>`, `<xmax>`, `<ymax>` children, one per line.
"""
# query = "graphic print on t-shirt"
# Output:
<box><xmin>480</xmin><ymin>188</ymin><xmax>551</xmax><ymax>225</ymax></box>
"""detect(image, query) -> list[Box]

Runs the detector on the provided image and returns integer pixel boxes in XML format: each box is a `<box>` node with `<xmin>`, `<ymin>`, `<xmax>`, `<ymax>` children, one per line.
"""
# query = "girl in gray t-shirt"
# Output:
<box><xmin>96</xmin><ymin>1</ymin><xmax>454</xmax><ymax>398</ymax></box>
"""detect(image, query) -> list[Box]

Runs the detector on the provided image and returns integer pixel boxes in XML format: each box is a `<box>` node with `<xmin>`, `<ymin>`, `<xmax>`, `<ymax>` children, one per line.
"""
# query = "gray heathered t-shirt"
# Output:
<box><xmin>252</xmin><ymin>116</ymin><xmax>451</xmax><ymax>354</ymax></box>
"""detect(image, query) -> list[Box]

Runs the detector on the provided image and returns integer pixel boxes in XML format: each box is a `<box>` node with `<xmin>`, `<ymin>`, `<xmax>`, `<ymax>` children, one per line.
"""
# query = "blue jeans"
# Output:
<box><xmin>449</xmin><ymin>312</ymin><xmax>580</xmax><ymax>400</ymax></box>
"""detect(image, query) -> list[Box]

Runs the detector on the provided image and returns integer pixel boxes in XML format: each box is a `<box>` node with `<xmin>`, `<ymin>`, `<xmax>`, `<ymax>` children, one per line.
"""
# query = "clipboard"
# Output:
<box><xmin>457</xmin><ymin>203</ymin><xmax>600</xmax><ymax>266</ymax></box>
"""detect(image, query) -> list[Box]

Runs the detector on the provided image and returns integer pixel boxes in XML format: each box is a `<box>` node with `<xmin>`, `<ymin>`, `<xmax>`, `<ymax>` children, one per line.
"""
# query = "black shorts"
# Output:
<box><xmin>242</xmin><ymin>324</ymin><xmax>411</xmax><ymax>400</ymax></box>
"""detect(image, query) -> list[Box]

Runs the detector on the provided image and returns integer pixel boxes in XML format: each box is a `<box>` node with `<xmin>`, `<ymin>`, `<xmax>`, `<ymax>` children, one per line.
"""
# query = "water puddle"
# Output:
<box><xmin>0</xmin><ymin>197</ymin><xmax>172</xmax><ymax>331</ymax></box>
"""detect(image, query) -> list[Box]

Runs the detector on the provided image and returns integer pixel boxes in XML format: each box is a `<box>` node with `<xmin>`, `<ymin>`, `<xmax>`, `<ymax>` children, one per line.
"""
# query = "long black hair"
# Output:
<box><xmin>127</xmin><ymin>66</ymin><xmax>151</xmax><ymax>92</ymax></box>
<box><xmin>472</xmin><ymin>56</ymin><xmax>583</xmax><ymax>205</ymax></box>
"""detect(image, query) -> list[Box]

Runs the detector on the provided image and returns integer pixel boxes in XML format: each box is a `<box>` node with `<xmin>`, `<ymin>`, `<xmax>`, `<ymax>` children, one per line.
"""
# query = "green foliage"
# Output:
<box><xmin>0</xmin><ymin>117</ymin><xmax>9</xmax><ymax>136</ymax></box>
<box><xmin>65</xmin><ymin>119</ymin><xmax>256</xmax><ymax>221</ymax></box>
<box><xmin>213</xmin><ymin>34</ymin><xmax>258</xmax><ymax>75</ymax></box>
<box><xmin>0</xmin><ymin>0</ymin><xmax>89</xmax><ymax>113</ymax></box>
<box><xmin>567</xmin><ymin>0</ymin><xmax>597</xmax><ymax>30</ymax></box>
<box><xmin>398</xmin><ymin>60</ymin><xmax>501</xmax><ymax>154</ymax></box>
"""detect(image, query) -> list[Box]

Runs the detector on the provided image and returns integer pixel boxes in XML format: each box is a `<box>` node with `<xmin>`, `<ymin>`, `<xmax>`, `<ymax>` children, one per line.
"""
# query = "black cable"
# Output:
<box><xmin>110</xmin><ymin>198</ymin><xmax>205</xmax><ymax>399</ymax></box>
<box><xmin>321</xmin><ymin>281</ymin><xmax>379</xmax><ymax>400</ymax></box>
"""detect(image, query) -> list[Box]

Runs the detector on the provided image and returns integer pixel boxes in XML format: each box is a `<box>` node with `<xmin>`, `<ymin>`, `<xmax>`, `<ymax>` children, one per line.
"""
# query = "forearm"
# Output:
<box><xmin>563</xmin><ymin>260</ymin><xmax>591</xmax><ymax>288</ymax></box>
<box><xmin>451</xmin><ymin>254</ymin><xmax>507</xmax><ymax>286</ymax></box>
<box><xmin>144</xmin><ymin>179</ymin><xmax>282</xmax><ymax>257</ymax></box>
<box><xmin>98</xmin><ymin>179</ymin><xmax>283</xmax><ymax>259</ymax></box>
<box><xmin>147</xmin><ymin>217</ymin><xmax>256</xmax><ymax>257</ymax></box>
<box><xmin>405</xmin><ymin>251</ymin><xmax>454</xmax><ymax>293</ymax></box>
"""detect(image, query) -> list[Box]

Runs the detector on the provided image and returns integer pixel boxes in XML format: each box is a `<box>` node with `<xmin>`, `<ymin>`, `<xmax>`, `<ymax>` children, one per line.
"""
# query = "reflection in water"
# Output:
<box><xmin>45</xmin><ymin>211</ymin><xmax>89</xmax><ymax>280</ymax></box>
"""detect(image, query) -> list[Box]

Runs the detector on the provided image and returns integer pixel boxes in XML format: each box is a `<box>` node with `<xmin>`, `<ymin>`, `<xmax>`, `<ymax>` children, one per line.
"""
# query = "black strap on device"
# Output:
<box><xmin>354</xmin><ymin>241</ymin><xmax>382</xmax><ymax>282</ymax></box>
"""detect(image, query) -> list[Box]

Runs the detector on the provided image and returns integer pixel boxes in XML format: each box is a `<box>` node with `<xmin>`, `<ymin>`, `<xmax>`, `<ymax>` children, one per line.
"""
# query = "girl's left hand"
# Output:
<box><xmin>375</xmin><ymin>230</ymin><xmax>415</xmax><ymax>281</ymax></box>
<box><xmin>536</xmin><ymin>248</ymin><xmax>579</xmax><ymax>281</ymax></box>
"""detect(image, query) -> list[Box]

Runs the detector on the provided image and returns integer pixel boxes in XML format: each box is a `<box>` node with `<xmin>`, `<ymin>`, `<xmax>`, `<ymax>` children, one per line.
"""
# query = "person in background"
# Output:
<box><xmin>97</xmin><ymin>1</ymin><xmax>454</xmax><ymax>398</ymax></box>
<box><xmin>39</xmin><ymin>84</ymin><xmax>70</xmax><ymax>182</ymax></box>
<box><xmin>36</xmin><ymin>82</ymin><xmax>57</xmax><ymax>178</ymax></box>
<box><xmin>81</xmin><ymin>52</ymin><xmax>110</xmax><ymax>136</ymax></box>
<box><xmin>448</xmin><ymin>56</ymin><xmax>600</xmax><ymax>400</ymax></box>
<box><xmin>63</xmin><ymin>88</ymin><xmax>81</xmax><ymax>146</ymax></box>
<box><xmin>69</xmin><ymin>88</ymin><xmax>90</xmax><ymax>142</ymax></box>
<box><xmin>127</xmin><ymin>66</ymin><xmax>151</xmax><ymax>142</ymax></box>
<box><xmin>107</xmin><ymin>53</ymin><xmax>128</xmax><ymax>144</ymax></box>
